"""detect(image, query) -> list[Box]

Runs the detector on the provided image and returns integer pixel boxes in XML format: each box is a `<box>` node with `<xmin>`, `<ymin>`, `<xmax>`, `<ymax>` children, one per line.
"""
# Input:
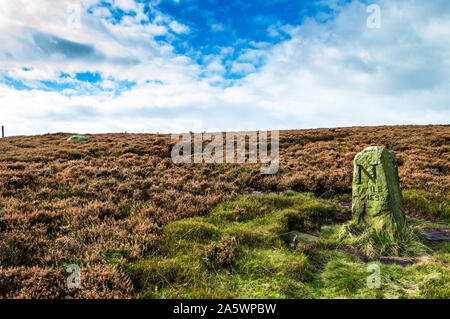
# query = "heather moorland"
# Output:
<box><xmin>0</xmin><ymin>125</ymin><xmax>448</xmax><ymax>298</ymax></box>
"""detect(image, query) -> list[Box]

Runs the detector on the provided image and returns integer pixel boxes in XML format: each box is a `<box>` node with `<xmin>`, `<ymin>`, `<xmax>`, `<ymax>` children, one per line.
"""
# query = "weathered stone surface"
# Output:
<box><xmin>352</xmin><ymin>146</ymin><xmax>406</xmax><ymax>234</ymax></box>
<box><xmin>285</xmin><ymin>231</ymin><xmax>319</xmax><ymax>245</ymax></box>
<box><xmin>423</xmin><ymin>228</ymin><xmax>450</xmax><ymax>243</ymax></box>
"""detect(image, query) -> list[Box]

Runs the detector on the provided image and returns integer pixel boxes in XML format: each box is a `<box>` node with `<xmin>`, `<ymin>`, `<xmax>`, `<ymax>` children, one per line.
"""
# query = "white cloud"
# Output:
<box><xmin>0</xmin><ymin>0</ymin><xmax>449</xmax><ymax>136</ymax></box>
<box><xmin>169</xmin><ymin>21</ymin><xmax>189</xmax><ymax>34</ymax></box>
<box><xmin>206</xmin><ymin>59</ymin><xmax>226</xmax><ymax>73</ymax></box>
<box><xmin>211</xmin><ymin>23</ymin><xmax>224</xmax><ymax>32</ymax></box>
<box><xmin>112</xmin><ymin>0</ymin><xmax>138</xmax><ymax>12</ymax></box>
<box><xmin>230</xmin><ymin>62</ymin><xmax>256</xmax><ymax>75</ymax></box>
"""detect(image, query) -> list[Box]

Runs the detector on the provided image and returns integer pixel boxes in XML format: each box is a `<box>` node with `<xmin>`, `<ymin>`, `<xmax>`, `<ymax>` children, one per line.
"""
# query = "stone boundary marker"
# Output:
<box><xmin>352</xmin><ymin>146</ymin><xmax>406</xmax><ymax>234</ymax></box>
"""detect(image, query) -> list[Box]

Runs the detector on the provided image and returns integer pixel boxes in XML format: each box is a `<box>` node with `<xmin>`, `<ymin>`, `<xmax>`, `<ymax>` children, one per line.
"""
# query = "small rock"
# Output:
<box><xmin>423</xmin><ymin>229</ymin><xmax>450</xmax><ymax>243</ymax></box>
<box><xmin>285</xmin><ymin>231</ymin><xmax>319</xmax><ymax>245</ymax></box>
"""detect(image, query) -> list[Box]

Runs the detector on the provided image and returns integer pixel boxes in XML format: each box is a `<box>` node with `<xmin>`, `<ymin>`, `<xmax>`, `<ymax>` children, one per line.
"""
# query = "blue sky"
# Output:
<box><xmin>0</xmin><ymin>0</ymin><xmax>449</xmax><ymax>135</ymax></box>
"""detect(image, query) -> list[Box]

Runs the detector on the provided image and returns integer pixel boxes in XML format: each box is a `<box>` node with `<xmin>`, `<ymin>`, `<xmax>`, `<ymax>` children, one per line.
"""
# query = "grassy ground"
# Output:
<box><xmin>403</xmin><ymin>189</ymin><xmax>450</xmax><ymax>221</ymax></box>
<box><xmin>123</xmin><ymin>192</ymin><xmax>449</xmax><ymax>299</ymax></box>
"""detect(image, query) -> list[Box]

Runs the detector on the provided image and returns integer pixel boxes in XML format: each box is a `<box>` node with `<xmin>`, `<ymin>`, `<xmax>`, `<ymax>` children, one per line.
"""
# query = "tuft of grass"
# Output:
<box><xmin>437</xmin><ymin>242</ymin><xmax>450</xmax><ymax>254</ymax></box>
<box><xmin>317</xmin><ymin>253</ymin><xmax>450</xmax><ymax>299</ymax></box>
<box><xmin>163</xmin><ymin>218</ymin><xmax>220</xmax><ymax>243</ymax></box>
<box><xmin>330</xmin><ymin>222</ymin><xmax>430</xmax><ymax>258</ymax></box>
<box><xmin>321</xmin><ymin>258</ymin><xmax>368</xmax><ymax>298</ymax></box>
<box><xmin>403</xmin><ymin>189</ymin><xmax>450</xmax><ymax>221</ymax></box>
<box><xmin>123</xmin><ymin>255</ymin><xmax>199</xmax><ymax>293</ymax></box>
<box><xmin>419</xmin><ymin>273</ymin><xmax>449</xmax><ymax>299</ymax></box>
<box><xmin>434</xmin><ymin>243</ymin><xmax>450</xmax><ymax>265</ymax></box>
<box><xmin>407</xmin><ymin>262</ymin><xmax>450</xmax><ymax>299</ymax></box>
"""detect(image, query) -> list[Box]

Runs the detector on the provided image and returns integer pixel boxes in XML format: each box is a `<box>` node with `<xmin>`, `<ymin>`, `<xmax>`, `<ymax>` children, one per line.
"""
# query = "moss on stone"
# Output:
<box><xmin>352</xmin><ymin>146</ymin><xmax>406</xmax><ymax>235</ymax></box>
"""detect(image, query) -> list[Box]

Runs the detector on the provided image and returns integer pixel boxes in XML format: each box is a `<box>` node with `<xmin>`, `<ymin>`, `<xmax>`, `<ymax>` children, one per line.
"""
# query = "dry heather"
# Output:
<box><xmin>0</xmin><ymin>125</ymin><xmax>448</xmax><ymax>298</ymax></box>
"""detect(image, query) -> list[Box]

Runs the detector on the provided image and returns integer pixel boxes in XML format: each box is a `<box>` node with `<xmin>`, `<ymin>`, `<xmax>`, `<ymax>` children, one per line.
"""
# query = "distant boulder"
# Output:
<box><xmin>67</xmin><ymin>135</ymin><xmax>90</xmax><ymax>142</ymax></box>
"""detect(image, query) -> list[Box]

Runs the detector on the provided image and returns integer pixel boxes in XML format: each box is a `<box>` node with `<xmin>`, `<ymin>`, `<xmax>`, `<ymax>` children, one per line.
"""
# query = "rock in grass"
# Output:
<box><xmin>67</xmin><ymin>135</ymin><xmax>90</xmax><ymax>142</ymax></box>
<box><xmin>285</xmin><ymin>231</ymin><xmax>318</xmax><ymax>245</ymax></box>
<box><xmin>352</xmin><ymin>146</ymin><xmax>406</xmax><ymax>235</ymax></box>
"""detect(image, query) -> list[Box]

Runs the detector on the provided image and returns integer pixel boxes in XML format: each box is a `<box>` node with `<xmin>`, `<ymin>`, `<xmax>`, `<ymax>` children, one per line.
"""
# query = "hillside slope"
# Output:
<box><xmin>0</xmin><ymin>125</ymin><xmax>448</xmax><ymax>298</ymax></box>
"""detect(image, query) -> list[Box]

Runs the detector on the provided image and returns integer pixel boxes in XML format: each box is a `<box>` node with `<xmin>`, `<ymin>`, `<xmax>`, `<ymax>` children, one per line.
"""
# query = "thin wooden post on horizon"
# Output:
<box><xmin>1</xmin><ymin>125</ymin><xmax>4</xmax><ymax>138</ymax></box>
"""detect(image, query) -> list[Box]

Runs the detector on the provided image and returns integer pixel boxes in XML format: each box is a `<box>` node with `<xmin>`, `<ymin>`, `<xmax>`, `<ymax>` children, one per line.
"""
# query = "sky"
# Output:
<box><xmin>0</xmin><ymin>0</ymin><xmax>449</xmax><ymax>135</ymax></box>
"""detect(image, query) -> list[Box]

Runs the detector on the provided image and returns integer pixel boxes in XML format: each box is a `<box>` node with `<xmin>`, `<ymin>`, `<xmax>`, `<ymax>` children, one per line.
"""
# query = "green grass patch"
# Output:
<box><xmin>102</xmin><ymin>247</ymin><xmax>132</xmax><ymax>264</ymax></box>
<box><xmin>122</xmin><ymin>192</ymin><xmax>448</xmax><ymax>299</ymax></box>
<box><xmin>403</xmin><ymin>189</ymin><xmax>450</xmax><ymax>221</ymax></box>
<box><xmin>163</xmin><ymin>218</ymin><xmax>221</xmax><ymax>243</ymax></box>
